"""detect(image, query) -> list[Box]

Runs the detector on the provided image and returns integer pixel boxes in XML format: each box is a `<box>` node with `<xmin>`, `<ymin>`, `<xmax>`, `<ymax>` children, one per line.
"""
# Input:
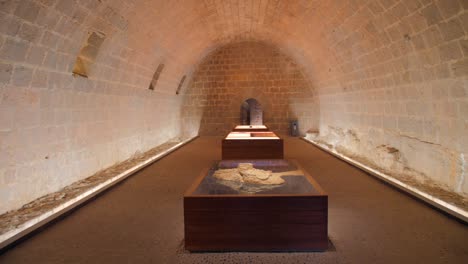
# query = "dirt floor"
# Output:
<box><xmin>0</xmin><ymin>137</ymin><xmax>467</xmax><ymax>264</ymax></box>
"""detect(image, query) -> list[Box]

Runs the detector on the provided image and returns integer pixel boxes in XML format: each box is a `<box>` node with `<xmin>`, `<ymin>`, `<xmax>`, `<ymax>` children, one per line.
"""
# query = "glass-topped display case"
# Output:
<box><xmin>232</xmin><ymin>125</ymin><xmax>269</xmax><ymax>132</ymax></box>
<box><xmin>184</xmin><ymin>159</ymin><xmax>328</xmax><ymax>252</ymax></box>
<box><xmin>192</xmin><ymin>159</ymin><xmax>318</xmax><ymax>195</ymax></box>
<box><xmin>222</xmin><ymin>131</ymin><xmax>283</xmax><ymax>159</ymax></box>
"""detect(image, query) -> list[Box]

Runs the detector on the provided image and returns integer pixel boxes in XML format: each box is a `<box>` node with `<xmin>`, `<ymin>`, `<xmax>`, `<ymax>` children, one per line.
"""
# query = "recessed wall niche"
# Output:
<box><xmin>148</xmin><ymin>64</ymin><xmax>165</xmax><ymax>90</ymax></box>
<box><xmin>241</xmin><ymin>98</ymin><xmax>263</xmax><ymax>125</ymax></box>
<box><xmin>72</xmin><ymin>32</ymin><xmax>106</xmax><ymax>77</ymax></box>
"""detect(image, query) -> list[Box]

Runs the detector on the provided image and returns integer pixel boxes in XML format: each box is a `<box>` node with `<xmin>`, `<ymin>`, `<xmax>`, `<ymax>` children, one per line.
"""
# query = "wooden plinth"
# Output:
<box><xmin>222</xmin><ymin>138</ymin><xmax>284</xmax><ymax>159</ymax></box>
<box><xmin>184</xmin><ymin>160</ymin><xmax>328</xmax><ymax>252</ymax></box>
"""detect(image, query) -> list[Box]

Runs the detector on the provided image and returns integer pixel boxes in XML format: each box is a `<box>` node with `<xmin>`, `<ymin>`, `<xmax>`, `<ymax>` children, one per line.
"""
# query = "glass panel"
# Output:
<box><xmin>225</xmin><ymin>131</ymin><xmax>280</xmax><ymax>140</ymax></box>
<box><xmin>192</xmin><ymin>160</ymin><xmax>318</xmax><ymax>195</ymax></box>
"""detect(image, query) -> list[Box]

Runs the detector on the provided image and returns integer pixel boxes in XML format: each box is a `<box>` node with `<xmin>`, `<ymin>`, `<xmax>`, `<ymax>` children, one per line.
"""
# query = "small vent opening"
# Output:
<box><xmin>176</xmin><ymin>75</ymin><xmax>186</xmax><ymax>95</ymax></box>
<box><xmin>149</xmin><ymin>63</ymin><xmax>165</xmax><ymax>90</ymax></box>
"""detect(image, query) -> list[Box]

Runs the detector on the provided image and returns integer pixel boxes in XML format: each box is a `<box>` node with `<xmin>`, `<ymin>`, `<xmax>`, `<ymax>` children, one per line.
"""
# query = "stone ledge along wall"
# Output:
<box><xmin>181</xmin><ymin>41</ymin><xmax>319</xmax><ymax>136</ymax></box>
<box><xmin>0</xmin><ymin>1</ymin><xmax>186</xmax><ymax>215</ymax></box>
<box><xmin>303</xmin><ymin>0</ymin><xmax>468</xmax><ymax>197</ymax></box>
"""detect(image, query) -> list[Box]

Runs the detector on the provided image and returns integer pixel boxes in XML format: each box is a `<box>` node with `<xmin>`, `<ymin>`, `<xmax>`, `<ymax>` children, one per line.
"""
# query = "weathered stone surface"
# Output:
<box><xmin>0</xmin><ymin>139</ymin><xmax>184</xmax><ymax>235</ymax></box>
<box><xmin>11</xmin><ymin>66</ymin><xmax>33</xmax><ymax>87</ymax></box>
<box><xmin>212</xmin><ymin>163</ymin><xmax>307</xmax><ymax>193</ymax></box>
<box><xmin>213</xmin><ymin>163</ymin><xmax>285</xmax><ymax>185</ymax></box>
<box><xmin>0</xmin><ymin>63</ymin><xmax>13</xmax><ymax>84</ymax></box>
<box><xmin>307</xmin><ymin>125</ymin><xmax>468</xmax><ymax>200</ymax></box>
<box><xmin>14</xmin><ymin>0</ymin><xmax>41</xmax><ymax>23</ymax></box>
<box><xmin>0</xmin><ymin>39</ymin><xmax>29</xmax><ymax>61</ymax></box>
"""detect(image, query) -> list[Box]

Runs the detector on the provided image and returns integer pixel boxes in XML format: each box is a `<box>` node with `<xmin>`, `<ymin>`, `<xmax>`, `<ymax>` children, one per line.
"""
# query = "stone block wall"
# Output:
<box><xmin>300</xmin><ymin>0</ymin><xmax>468</xmax><ymax>195</ymax></box>
<box><xmin>0</xmin><ymin>0</ymin><xmax>184</xmax><ymax>214</ymax></box>
<box><xmin>182</xmin><ymin>41</ymin><xmax>318</xmax><ymax>136</ymax></box>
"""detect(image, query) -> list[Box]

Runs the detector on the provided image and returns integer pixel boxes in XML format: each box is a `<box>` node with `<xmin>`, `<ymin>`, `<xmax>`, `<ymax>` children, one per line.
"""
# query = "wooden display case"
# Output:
<box><xmin>232</xmin><ymin>125</ymin><xmax>269</xmax><ymax>132</ymax></box>
<box><xmin>222</xmin><ymin>131</ymin><xmax>283</xmax><ymax>159</ymax></box>
<box><xmin>184</xmin><ymin>159</ymin><xmax>328</xmax><ymax>252</ymax></box>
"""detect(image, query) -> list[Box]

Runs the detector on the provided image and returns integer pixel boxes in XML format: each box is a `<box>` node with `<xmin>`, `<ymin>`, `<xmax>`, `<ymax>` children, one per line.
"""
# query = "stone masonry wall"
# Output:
<box><xmin>182</xmin><ymin>41</ymin><xmax>318</xmax><ymax>136</ymax></box>
<box><xmin>0</xmin><ymin>1</ymin><xmax>184</xmax><ymax>214</ymax></box>
<box><xmin>304</xmin><ymin>0</ymin><xmax>468</xmax><ymax>196</ymax></box>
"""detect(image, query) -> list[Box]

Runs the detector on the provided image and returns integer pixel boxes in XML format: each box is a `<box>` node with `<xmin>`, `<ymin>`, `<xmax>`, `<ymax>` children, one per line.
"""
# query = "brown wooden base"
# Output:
<box><xmin>184</xmin><ymin>196</ymin><xmax>328</xmax><ymax>252</ymax></box>
<box><xmin>184</xmin><ymin>160</ymin><xmax>328</xmax><ymax>252</ymax></box>
<box><xmin>222</xmin><ymin>139</ymin><xmax>284</xmax><ymax>159</ymax></box>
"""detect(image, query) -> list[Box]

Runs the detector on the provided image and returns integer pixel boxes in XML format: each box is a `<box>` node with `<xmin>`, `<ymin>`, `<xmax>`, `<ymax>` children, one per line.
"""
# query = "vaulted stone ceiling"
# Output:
<box><xmin>0</xmin><ymin>0</ymin><xmax>467</xmax><ymax>215</ymax></box>
<box><xmin>125</xmin><ymin>0</ymin><xmax>330</xmax><ymax>89</ymax></box>
<box><xmin>117</xmin><ymin>0</ymin><xmax>468</xmax><ymax>95</ymax></box>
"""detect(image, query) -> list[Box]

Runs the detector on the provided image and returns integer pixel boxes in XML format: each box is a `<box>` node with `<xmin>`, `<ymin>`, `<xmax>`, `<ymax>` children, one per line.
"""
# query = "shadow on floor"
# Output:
<box><xmin>176</xmin><ymin>237</ymin><xmax>336</xmax><ymax>254</ymax></box>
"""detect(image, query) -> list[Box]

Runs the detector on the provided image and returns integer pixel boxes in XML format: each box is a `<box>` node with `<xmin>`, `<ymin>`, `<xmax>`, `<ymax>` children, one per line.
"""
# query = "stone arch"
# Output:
<box><xmin>181</xmin><ymin>41</ymin><xmax>318</xmax><ymax>136</ymax></box>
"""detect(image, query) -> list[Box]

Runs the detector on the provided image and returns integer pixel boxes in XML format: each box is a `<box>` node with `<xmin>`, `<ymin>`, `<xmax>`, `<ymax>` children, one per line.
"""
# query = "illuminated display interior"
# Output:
<box><xmin>234</xmin><ymin>125</ymin><xmax>268</xmax><ymax>130</ymax></box>
<box><xmin>225</xmin><ymin>131</ymin><xmax>279</xmax><ymax>140</ymax></box>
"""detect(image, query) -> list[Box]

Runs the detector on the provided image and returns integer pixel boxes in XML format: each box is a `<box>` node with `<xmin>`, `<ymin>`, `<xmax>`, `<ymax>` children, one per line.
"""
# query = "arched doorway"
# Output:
<box><xmin>240</xmin><ymin>98</ymin><xmax>263</xmax><ymax>125</ymax></box>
